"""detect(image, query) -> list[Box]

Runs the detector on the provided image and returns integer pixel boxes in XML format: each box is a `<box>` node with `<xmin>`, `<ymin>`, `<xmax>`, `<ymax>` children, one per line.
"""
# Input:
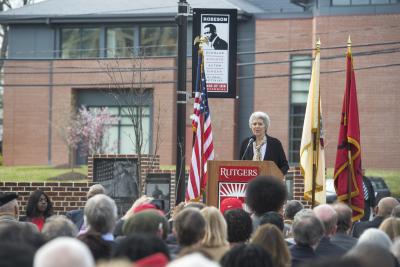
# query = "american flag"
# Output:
<box><xmin>186</xmin><ymin>51</ymin><xmax>215</xmax><ymax>200</ymax></box>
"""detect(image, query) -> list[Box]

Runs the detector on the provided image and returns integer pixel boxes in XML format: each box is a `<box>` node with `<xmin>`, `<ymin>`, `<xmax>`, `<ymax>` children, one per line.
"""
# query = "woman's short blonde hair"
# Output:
<box><xmin>249</xmin><ymin>111</ymin><xmax>270</xmax><ymax>130</ymax></box>
<box><xmin>379</xmin><ymin>217</ymin><xmax>400</xmax><ymax>241</ymax></box>
<box><xmin>200</xmin><ymin>206</ymin><xmax>228</xmax><ymax>247</ymax></box>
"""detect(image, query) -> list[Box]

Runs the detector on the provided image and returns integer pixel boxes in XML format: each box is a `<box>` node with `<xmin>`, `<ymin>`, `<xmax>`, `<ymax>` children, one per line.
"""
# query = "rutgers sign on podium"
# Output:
<box><xmin>207</xmin><ymin>160</ymin><xmax>284</xmax><ymax>208</ymax></box>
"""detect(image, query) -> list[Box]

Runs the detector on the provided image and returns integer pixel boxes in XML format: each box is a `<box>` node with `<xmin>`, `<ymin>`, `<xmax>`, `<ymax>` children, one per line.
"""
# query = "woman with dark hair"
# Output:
<box><xmin>220</xmin><ymin>244</ymin><xmax>274</xmax><ymax>267</ymax></box>
<box><xmin>21</xmin><ymin>189</ymin><xmax>53</xmax><ymax>231</ymax></box>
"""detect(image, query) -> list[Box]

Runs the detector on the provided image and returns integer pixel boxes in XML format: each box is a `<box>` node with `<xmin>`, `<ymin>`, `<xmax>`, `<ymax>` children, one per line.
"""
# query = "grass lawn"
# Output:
<box><xmin>0</xmin><ymin>165</ymin><xmax>88</xmax><ymax>182</ymax></box>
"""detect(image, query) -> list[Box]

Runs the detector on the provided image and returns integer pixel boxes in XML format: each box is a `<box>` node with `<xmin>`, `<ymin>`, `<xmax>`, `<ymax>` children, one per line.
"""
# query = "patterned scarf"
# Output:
<box><xmin>252</xmin><ymin>136</ymin><xmax>267</xmax><ymax>161</ymax></box>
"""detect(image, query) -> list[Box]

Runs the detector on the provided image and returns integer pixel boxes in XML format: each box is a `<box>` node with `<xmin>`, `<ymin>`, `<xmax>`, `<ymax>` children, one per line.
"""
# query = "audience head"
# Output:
<box><xmin>313</xmin><ymin>204</ymin><xmax>337</xmax><ymax>236</ymax></box>
<box><xmin>34</xmin><ymin>237</ymin><xmax>95</xmax><ymax>267</ymax></box>
<box><xmin>78</xmin><ymin>232</ymin><xmax>112</xmax><ymax>262</ymax></box>
<box><xmin>357</xmin><ymin>228</ymin><xmax>392</xmax><ymax>250</ymax></box>
<box><xmin>173</xmin><ymin>207</ymin><xmax>206</xmax><ymax>247</ymax></box>
<box><xmin>184</xmin><ymin>201</ymin><xmax>206</xmax><ymax>210</ymax></box>
<box><xmin>26</xmin><ymin>189</ymin><xmax>53</xmax><ymax>218</ymax></box>
<box><xmin>377</xmin><ymin>197</ymin><xmax>400</xmax><ymax>217</ymax></box>
<box><xmin>42</xmin><ymin>215</ymin><xmax>78</xmax><ymax>241</ymax></box>
<box><xmin>304</xmin><ymin>257</ymin><xmax>362</xmax><ymax>267</ymax></box>
<box><xmin>245</xmin><ymin>175</ymin><xmax>287</xmax><ymax>216</ymax></box>
<box><xmin>220</xmin><ymin>244</ymin><xmax>274</xmax><ymax>267</ymax></box>
<box><xmin>87</xmin><ymin>184</ymin><xmax>106</xmax><ymax>199</ymax></box>
<box><xmin>292</xmin><ymin>214</ymin><xmax>324</xmax><ymax>248</ymax></box>
<box><xmin>0</xmin><ymin>192</ymin><xmax>19</xmax><ymax>219</ymax></box>
<box><xmin>0</xmin><ymin>222</ymin><xmax>45</xmax><ymax>249</ymax></box>
<box><xmin>251</xmin><ymin>224</ymin><xmax>291</xmax><ymax>267</ymax></box>
<box><xmin>284</xmin><ymin>200</ymin><xmax>303</xmax><ymax>220</ymax></box>
<box><xmin>347</xmin><ymin>242</ymin><xmax>397</xmax><ymax>267</ymax></box>
<box><xmin>332</xmin><ymin>202</ymin><xmax>353</xmax><ymax>233</ymax></box>
<box><xmin>379</xmin><ymin>217</ymin><xmax>400</xmax><ymax>241</ymax></box>
<box><xmin>84</xmin><ymin>194</ymin><xmax>117</xmax><ymax>234</ymax></box>
<box><xmin>200</xmin><ymin>206</ymin><xmax>228</xmax><ymax>247</ymax></box>
<box><xmin>166</xmin><ymin>252</ymin><xmax>219</xmax><ymax>267</ymax></box>
<box><xmin>391</xmin><ymin>204</ymin><xmax>400</xmax><ymax>218</ymax></box>
<box><xmin>259</xmin><ymin>211</ymin><xmax>284</xmax><ymax>231</ymax></box>
<box><xmin>112</xmin><ymin>233</ymin><xmax>170</xmax><ymax>262</ymax></box>
<box><xmin>220</xmin><ymin>198</ymin><xmax>243</xmax><ymax>215</ymax></box>
<box><xmin>224</xmin><ymin>208</ymin><xmax>252</xmax><ymax>244</ymax></box>
<box><xmin>122</xmin><ymin>209</ymin><xmax>168</xmax><ymax>240</ymax></box>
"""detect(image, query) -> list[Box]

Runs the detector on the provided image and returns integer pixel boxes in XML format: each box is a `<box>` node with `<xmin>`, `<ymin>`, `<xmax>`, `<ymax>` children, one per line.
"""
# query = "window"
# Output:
<box><xmin>106</xmin><ymin>27</ymin><xmax>135</xmax><ymax>58</ymax></box>
<box><xmin>61</xmin><ymin>28</ymin><xmax>100</xmax><ymax>58</ymax></box>
<box><xmin>289</xmin><ymin>55</ymin><xmax>312</xmax><ymax>164</ymax></box>
<box><xmin>140</xmin><ymin>26</ymin><xmax>177</xmax><ymax>56</ymax></box>
<box><xmin>99</xmin><ymin>106</ymin><xmax>151</xmax><ymax>154</ymax></box>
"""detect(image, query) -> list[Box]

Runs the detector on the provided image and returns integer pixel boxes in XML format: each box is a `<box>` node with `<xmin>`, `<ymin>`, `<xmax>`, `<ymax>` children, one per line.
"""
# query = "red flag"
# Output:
<box><xmin>186</xmin><ymin>50</ymin><xmax>215</xmax><ymax>201</ymax></box>
<box><xmin>334</xmin><ymin>47</ymin><xmax>364</xmax><ymax>221</ymax></box>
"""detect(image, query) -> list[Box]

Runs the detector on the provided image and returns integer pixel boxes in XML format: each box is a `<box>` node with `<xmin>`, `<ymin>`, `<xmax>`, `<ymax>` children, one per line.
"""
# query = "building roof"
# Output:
<box><xmin>0</xmin><ymin>0</ymin><xmax>266</xmax><ymax>24</ymax></box>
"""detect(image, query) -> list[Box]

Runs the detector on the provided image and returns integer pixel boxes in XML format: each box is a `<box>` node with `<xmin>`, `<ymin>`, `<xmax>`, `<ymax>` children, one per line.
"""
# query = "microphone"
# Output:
<box><xmin>241</xmin><ymin>135</ymin><xmax>256</xmax><ymax>160</ymax></box>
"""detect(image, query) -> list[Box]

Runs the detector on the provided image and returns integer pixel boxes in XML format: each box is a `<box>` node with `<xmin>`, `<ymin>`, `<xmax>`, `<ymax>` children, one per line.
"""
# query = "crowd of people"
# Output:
<box><xmin>1</xmin><ymin>175</ymin><xmax>400</xmax><ymax>267</ymax></box>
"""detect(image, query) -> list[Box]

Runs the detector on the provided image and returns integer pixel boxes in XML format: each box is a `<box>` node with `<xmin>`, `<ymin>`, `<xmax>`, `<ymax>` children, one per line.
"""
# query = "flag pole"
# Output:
<box><xmin>346</xmin><ymin>35</ymin><xmax>352</xmax><ymax>205</ymax></box>
<box><xmin>311</xmin><ymin>39</ymin><xmax>321</xmax><ymax>208</ymax></box>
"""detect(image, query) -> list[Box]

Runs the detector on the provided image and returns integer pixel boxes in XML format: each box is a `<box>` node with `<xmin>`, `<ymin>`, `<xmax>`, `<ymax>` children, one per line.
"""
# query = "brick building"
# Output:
<box><xmin>0</xmin><ymin>0</ymin><xmax>399</xmax><ymax>169</ymax></box>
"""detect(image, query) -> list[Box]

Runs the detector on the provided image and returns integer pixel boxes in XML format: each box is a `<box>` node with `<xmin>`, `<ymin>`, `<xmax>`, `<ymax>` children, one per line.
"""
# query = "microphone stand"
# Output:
<box><xmin>241</xmin><ymin>137</ymin><xmax>255</xmax><ymax>160</ymax></box>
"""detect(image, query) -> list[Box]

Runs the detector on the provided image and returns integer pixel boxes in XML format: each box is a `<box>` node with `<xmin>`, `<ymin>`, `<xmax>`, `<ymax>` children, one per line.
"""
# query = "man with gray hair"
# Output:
<box><xmin>0</xmin><ymin>192</ymin><xmax>37</xmax><ymax>231</ymax></box>
<box><xmin>314</xmin><ymin>204</ymin><xmax>347</xmax><ymax>258</ymax></box>
<box><xmin>42</xmin><ymin>215</ymin><xmax>78</xmax><ymax>241</ymax></box>
<box><xmin>289</xmin><ymin>212</ymin><xmax>324</xmax><ymax>267</ymax></box>
<box><xmin>331</xmin><ymin>203</ymin><xmax>357</xmax><ymax>250</ymax></box>
<box><xmin>352</xmin><ymin>197</ymin><xmax>400</xmax><ymax>238</ymax></box>
<box><xmin>66</xmin><ymin>184</ymin><xmax>106</xmax><ymax>231</ymax></box>
<box><xmin>84</xmin><ymin>194</ymin><xmax>117</xmax><ymax>242</ymax></box>
<box><xmin>34</xmin><ymin>237</ymin><xmax>95</xmax><ymax>267</ymax></box>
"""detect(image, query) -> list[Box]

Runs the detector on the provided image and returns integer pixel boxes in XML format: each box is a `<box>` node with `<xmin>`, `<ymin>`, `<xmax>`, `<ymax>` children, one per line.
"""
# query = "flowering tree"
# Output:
<box><xmin>67</xmin><ymin>106</ymin><xmax>120</xmax><ymax>158</ymax></box>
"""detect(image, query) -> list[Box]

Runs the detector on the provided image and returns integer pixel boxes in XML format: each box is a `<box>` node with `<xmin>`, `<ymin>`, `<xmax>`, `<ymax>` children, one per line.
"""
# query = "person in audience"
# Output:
<box><xmin>331</xmin><ymin>203</ymin><xmax>357</xmax><ymax>250</ymax></box>
<box><xmin>283</xmin><ymin>200</ymin><xmax>303</xmax><ymax>238</ymax></box>
<box><xmin>245</xmin><ymin>175</ymin><xmax>287</xmax><ymax>231</ymax></box>
<box><xmin>78</xmin><ymin>231</ymin><xmax>112</xmax><ymax>262</ymax></box>
<box><xmin>96</xmin><ymin>259</ymin><xmax>132</xmax><ymax>267</ymax></box>
<box><xmin>84</xmin><ymin>194</ymin><xmax>117</xmax><ymax>243</ymax></box>
<box><xmin>166</xmin><ymin>252</ymin><xmax>219</xmax><ymax>267</ymax></box>
<box><xmin>352</xmin><ymin>196</ymin><xmax>399</xmax><ymax>238</ymax></box>
<box><xmin>360</xmin><ymin>173</ymin><xmax>376</xmax><ymax>221</ymax></box>
<box><xmin>251</xmin><ymin>223</ymin><xmax>291</xmax><ymax>267</ymax></box>
<box><xmin>220</xmin><ymin>197</ymin><xmax>243</xmax><ymax>215</ymax></box>
<box><xmin>172</xmin><ymin>207</ymin><xmax>206</xmax><ymax>258</ymax></box>
<box><xmin>313</xmin><ymin>204</ymin><xmax>347</xmax><ymax>258</ymax></box>
<box><xmin>259</xmin><ymin>211</ymin><xmax>284</xmax><ymax>231</ymax></box>
<box><xmin>379</xmin><ymin>217</ymin><xmax>400</xmax><ymax>241</ymax></box>
<box><xmin>220</xmin><ymin>244</ymin><xmax>274</xmax><ymax>267</ymax></box>
<box><xmin>42</xmin><ymin>215</ymin><xmax>78</xmax><ymax>241</ymax></box>
<box><xmin>34</xmin><ymin>237</ymin><xmax>95</xmax><ymax>267</ymax></box>
<box><xmin>21</xmin><ymin>189</ymin><xmax>53</xmax><ymax>231</ymax></box>
<box><xmin>0</xmin><ymin>192</ymin><xmax>38</xmax><ymax>230</ymax></box>
<box><xmin>0</xmin><ymin>222</ymin><xmax>46</xmax><ymax>249</ymax></box>
<box><xmin>392</xmin><ymin>237</ymin><xmax>400</xmax><ymax>264</ymax></box>
<box><xmin>198</xmin><ymin>206</ymin><xmax>230</xmax><ymax>261</ymax></box>
<box><xmin>347</xmin><ymin>242</ymin><xmax>398</xmax><ymax>267</ymax></box>
<box><xmin>286</xmin><ymin>208</ymin><xmax>315</xmax><ymax>245</ymax></box>
<box><xmin>289</xmin><ymin>213</ymin><xmax>324</xmax><ymax>267</ymax></box>
<box><xmin>392</xmin><ymin>205</ymin><xmax>400</xmax><ymax>218</ymax></box>
<box><xmin>66</xmin><ymin>184</ymin><xmax>106</xmax><ymax>231</ymax></box>
<box><xmin>224</xmin><ymin>208</ymin><xmax>252</xmax><ymax>246</ymax></box>
<box><xmin>112</xmin><ymin>233</ymin><xmax>170</xmax><ymax>263</ymax></box>
<box><xmin>122</xmin><ymin>209</ymin><xmax>169</xmax><ymax>240</ymax></box>
<box><xmin>113</xmin><ymin>195</ymin><xmax>155</xmax><ymax>237</ymax></box>
<box><xmin>357</xmin><ymin>228</ymin><xmax>392</xmax><ymax>250</ymax></box>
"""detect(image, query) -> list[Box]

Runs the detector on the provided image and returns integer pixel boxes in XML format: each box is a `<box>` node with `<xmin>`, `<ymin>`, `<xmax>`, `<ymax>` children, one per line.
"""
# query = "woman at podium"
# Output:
<box><xmin>239</xmin><ymin>111</ymin><xmax>289</xmax><ymax>175</ymax></box>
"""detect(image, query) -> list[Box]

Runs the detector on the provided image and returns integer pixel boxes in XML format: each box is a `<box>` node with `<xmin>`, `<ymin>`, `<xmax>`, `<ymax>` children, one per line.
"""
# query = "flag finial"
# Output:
<box><xmin>347</xmin><ymin>35</ymin><xmax>352</xmax><ymax>53</ymax></box>
<box><xmin>316</xmin><ymin>38</ymin><xmax>321</xmax><ymax>52</ymax></box>
<box><xmin>193</xmin><ymin>35</ymin><xmax>209</xmax><ymax>46</ymax></box>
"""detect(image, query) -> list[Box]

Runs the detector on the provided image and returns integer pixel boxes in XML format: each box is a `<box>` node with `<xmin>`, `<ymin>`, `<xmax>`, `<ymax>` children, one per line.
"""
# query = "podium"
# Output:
<box><xmin>206</xmin><ymin>160</ymin><xmax>283</xmax><ymax>208</ymax></box>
